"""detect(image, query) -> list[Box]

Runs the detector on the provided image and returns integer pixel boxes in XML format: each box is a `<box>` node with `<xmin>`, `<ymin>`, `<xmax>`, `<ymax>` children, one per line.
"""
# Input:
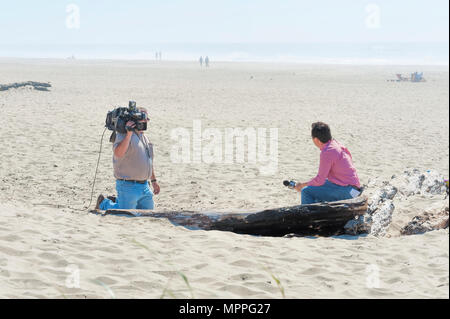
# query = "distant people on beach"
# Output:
<box><xmin>199</xmin><ymin>56</ymin><xmax>203</xmax><ymax>67</ymax></box>
<box><xmin>411</xmin><ymin>72</ymin><xmax>423</xmax><ymax>82</ymax></box>
<box><xmin>205</xmin><ymin>56</ymin><xmax>210</xmax><ymax>67</ymax></box>
<box><xmin>155</xmin><ymin>52</ymin><xmax>162</xmax><ymax>61</ymax></box>
<box><xmin>391</xmin><ymin>72</ymin><xmax>425</xmax><ymax>82</ymax></box>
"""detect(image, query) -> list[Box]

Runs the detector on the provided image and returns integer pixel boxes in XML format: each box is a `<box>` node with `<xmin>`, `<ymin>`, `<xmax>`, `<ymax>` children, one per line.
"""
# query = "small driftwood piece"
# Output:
<box><xmin>0</xmin><ymin>81</ymin><xmax>52</xmax><ymax>91</ymax></box>
<box><xmin>400</xmin><ymin>205</ymin><xmax>449</xmax><ymax>235</ymax></box>
<box><xmin>91</xmin><ymin>196</ymin><xmax>368</xmax><ymax>237</ymax></box>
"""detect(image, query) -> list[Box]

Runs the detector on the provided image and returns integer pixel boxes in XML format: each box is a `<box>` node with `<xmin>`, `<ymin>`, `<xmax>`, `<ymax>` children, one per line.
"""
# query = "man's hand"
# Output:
<box><xmin>294</xmin><ymin>182</ymin><xmax>308</xmax><ymax>192</ymax></box>
<box><xmin>152</xmin><ymin>181</ymin><xmax>160</xmax><ymax>195</ymax></box>
<box><xmin>125</xmin><ymin>121</ymin><xmax>136</xmax><ymax>133</ymax></box>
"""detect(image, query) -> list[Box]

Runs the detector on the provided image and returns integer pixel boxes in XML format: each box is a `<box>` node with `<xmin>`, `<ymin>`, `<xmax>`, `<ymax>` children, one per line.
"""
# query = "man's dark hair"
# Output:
<box><xmin>311</xmin><ymin>122</ymin><xmax>332</xmax><ymax>143</ymax></box>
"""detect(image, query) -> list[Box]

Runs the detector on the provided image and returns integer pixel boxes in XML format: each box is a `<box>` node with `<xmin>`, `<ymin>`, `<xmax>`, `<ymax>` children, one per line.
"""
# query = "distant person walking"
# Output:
<box><xmin>199</xmin><ymin>56</ymin><xmax>203</xmax><ymax>67</ymax></box>
<box><xmin>205</xmin><ymin>56</ymin><xmax>210</xmax><ymax>67</ymax></box>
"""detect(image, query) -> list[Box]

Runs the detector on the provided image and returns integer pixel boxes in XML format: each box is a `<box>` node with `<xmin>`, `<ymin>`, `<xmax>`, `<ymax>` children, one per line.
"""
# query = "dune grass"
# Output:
<box><xmin>263</xmin><ymin>266</ymin><xmax>286</xmax><ymax>298</ymax></box>
<box><xmin>131</xmin><ymin>237</ymin><xmax>195</xmax><ymax>299</ymax></box>
<box><xmin>91</xmin><ymin>279</ymin><xmax>116</xmax><ymax>299</ymax></box>
<box><xmin>130</xmin><ymin>238</ymin><xmax>285</xmax><ymax>299</ymax></box>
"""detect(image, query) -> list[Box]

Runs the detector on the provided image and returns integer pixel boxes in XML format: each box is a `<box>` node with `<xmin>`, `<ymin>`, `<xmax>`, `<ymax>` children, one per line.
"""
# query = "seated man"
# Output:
<box><xmin>96</xmin><ymin>107</ymin><xmax>160</xmax><ymax>210</ymax></box>
<box><xmin>294</xmin><ymin>122</ymin><xmax>361</xmax><ymax>204</ymax></box>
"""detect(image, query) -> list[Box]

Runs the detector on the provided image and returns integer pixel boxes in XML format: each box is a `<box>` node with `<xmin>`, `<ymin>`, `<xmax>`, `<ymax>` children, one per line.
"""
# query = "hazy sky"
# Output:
<box><xmin>1</xmin><ymin>0</ymin><xmax>448</xmax><ymax>44</ymax></box>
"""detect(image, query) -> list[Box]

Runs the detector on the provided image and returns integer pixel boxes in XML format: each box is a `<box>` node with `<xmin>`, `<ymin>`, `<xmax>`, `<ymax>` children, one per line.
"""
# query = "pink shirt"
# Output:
<box><xmin>307</xmin><ymin>139</ymin><xmax>361</xmax><ymax>188</ymax></box>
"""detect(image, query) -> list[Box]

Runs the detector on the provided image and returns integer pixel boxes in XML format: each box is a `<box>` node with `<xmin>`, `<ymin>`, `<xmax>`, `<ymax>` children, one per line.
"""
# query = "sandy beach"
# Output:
<box><xmin>0</xmin><ymin>59</ymin><xmax>448</xmax><ymax>298</ymax></box>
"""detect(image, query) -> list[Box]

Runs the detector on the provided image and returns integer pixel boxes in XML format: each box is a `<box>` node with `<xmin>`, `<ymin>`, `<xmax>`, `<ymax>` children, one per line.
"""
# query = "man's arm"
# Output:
<box><xmin>295</xmin><ymin>151</ymin><xmax>333</xmax><ymax>192</ymax></box>
<box><xmin>114</xmin><ymin>121</ymin><xmax>135</xmax><ymax>158</ymax></box>
<box><xmin>306</xmin><ymin>151</ymin><xmax>333</xmax><ymax>187</ymax></box>
<box><xmin>150</xmin><ymin>164</ymin><xmax>160</xmax><ymax>195</ymax></box>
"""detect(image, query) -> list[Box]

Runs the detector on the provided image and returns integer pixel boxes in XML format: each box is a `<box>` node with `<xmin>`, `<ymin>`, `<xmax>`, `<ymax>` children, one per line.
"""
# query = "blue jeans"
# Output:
<box><xmin>100</xmin><ymin>180</ymin><xmax>154</xmax><ymax>210</ymax></box>
<box><xmin>301</xmin><ymin>180</ymin><xmax>356</xmax><ymax>205</ymax></box>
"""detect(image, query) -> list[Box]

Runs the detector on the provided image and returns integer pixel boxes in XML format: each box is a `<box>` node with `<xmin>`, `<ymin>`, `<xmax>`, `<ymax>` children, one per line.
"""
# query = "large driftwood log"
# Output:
<box><xmin>0</xmin><ymin>81</ymin><xmax>51</xmax><ymax>91</ymax></box>
<box><xmin>92</xmin><ymin>196</ymin><xmax>368</xmax><ymax>237</ymax></box>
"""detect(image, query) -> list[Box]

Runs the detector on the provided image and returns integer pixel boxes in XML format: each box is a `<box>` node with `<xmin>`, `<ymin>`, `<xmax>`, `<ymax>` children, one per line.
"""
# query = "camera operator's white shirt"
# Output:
<box><xmin>112</xmin><ymin>132</ymin><xmax>153</xmax><ymax>181</ymax></box>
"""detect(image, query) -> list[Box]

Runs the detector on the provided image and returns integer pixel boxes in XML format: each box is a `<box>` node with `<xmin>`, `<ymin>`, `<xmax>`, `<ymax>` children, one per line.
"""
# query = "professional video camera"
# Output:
<box><xmin>105</xmin><ymin>101</ymin><xmax>148</xmax><ymax>134</ymax></box>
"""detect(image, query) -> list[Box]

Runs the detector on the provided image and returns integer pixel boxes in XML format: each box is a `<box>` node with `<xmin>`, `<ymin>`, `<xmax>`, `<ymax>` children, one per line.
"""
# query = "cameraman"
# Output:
<box><xmin>96</xmin><ymin>107</ymin><xmax>160</xmax><ymax>210</ymax></box>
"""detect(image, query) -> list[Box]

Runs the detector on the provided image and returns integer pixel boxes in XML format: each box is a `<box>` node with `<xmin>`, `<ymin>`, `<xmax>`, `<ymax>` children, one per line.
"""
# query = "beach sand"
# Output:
<box><xmin>0</xmin><ymin>59</ymin><xmax>448</xmax><ymax>298</ymax></box>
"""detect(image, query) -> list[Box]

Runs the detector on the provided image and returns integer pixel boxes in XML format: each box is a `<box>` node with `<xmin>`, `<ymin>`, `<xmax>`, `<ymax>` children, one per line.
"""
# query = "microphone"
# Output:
<box><xmin>283</xmin><ymin>180</ymin><xmax>297</xmax><ymax>189</ymax></box>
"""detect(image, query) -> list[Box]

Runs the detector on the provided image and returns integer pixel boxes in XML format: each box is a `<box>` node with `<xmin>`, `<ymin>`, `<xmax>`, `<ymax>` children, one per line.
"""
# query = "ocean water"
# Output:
<box><xmin>1</xmin><ymin>42</ymin><xmax>448</xmax><ymax>65</ymax></box>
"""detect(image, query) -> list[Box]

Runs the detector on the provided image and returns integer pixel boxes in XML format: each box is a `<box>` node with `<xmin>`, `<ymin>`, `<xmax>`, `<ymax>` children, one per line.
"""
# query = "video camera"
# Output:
<box><xmin>105</xmin><ymin>101</ymin><xmax>148</xmax><ymax>134</ymax></box>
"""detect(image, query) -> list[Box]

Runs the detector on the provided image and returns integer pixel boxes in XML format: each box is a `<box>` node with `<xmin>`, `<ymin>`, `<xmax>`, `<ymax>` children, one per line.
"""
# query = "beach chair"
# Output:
<box><xmin>411</xmin><ymin>72</ymin><xmax>425</xmax><ymax>82</ymax></box>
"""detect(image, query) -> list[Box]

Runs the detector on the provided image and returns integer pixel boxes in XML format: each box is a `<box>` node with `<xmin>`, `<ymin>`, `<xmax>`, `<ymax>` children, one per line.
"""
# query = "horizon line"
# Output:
<box><xmin>0</xmin><ymin>56</ymin><xmax>448</xmax><ymax>67</ymax></box>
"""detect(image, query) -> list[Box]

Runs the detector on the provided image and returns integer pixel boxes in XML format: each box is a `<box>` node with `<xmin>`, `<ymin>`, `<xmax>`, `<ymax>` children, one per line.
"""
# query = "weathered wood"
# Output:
<box><xmin>91</xmin><ymin>196</ymin><xmax>368</xmax><ymax>237</ymax></box>
<box><xmin>0</xmin><ymin>81</ymin><xmax>52</xmax><ymax>91</ymax></box>
<box><xmin>400</xmin><ymin>204</ymin><xmax>449</xmax><ymax>235</ymax></box>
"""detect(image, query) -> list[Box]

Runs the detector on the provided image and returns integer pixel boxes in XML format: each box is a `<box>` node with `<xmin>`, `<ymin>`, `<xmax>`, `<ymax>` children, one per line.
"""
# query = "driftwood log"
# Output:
<box><xmin>400</xmin><ymin>204</ymin><xmax>449</xmax><ymax>235</ymax></box>
<box><xmin>0</xmin><ymin>81</ymin><xmax>51</xmax><ymax>91</ymax></box>
<box><xmin>91</xmin><ymin>196</ymin><xmax>368</xmax><ymax>237</ymax></box>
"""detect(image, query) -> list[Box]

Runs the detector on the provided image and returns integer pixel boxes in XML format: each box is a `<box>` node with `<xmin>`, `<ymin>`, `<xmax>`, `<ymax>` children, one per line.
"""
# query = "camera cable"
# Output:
<box><xmin>31</xmin><ymin>127</ymin><xmax>108</xmax><ymax>212</ymax></box>
<box><xmin>86</xmin><ymin>127</ymin><xmax>108</xmax><ymax>210</ymax></box>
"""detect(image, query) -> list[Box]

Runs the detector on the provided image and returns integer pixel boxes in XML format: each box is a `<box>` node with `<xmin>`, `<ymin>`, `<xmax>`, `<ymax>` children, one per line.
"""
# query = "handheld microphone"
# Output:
<box><xmin>283</xmin><ymin>180</ymin><xmax>297</xmax><ymax>189</ymax></box>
